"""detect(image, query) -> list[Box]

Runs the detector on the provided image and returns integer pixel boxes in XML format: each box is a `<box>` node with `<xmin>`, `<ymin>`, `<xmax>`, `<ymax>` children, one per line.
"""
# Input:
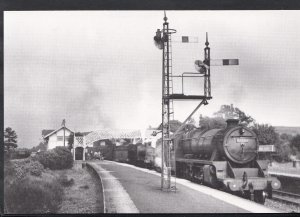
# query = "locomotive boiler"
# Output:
<box><xmin>157</xmin><ymin>119</ymin><xmax>281</xmax><ymax>203</ymax></box>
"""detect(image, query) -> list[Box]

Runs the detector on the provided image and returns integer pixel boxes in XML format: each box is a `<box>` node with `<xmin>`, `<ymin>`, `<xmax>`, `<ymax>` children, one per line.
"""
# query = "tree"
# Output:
<box><xmin>187</xmin><ymin>118</ymin><xmax>196</xmax><ymax>125</ymax></box>
<box><xmin>290</xmin><ymin>134</ymin><xmax>300</xmax><ymax>154</ymax></box>
<box><xmin>251</xmin><ymin>123</ymin><xmax>288</xmax><ymax>162</ymax></box>
<box><xmin>198</xmin><ymin>104</ymin><xmax>254</xmax><ymax>130</ymax></box>
<box><xmin>199</xmin><ymin>115</ymin><xmax>226</xmax><ymax>130</ymax></box>
<box><xmin>214</xmin><ymin>104</ymin><xmax>255</xmax><ymax>126</ymax></box>
<box><xmin>157</xmin><ymin>120</ymin><xmax>183</xmax><ymax>133</ymax></box>
<box><xmin>4</xmin><ymin>127</ymin><xmax>18</xmax><ymax>152</ymax></box>
<box><xmin>280</xmin><ymin>133</ymin><xmax>293</xmax><ymax>142</ymax></box>
<box><xmin>31</xmin><ymin>141</ymin><xmax>48</xmax><ymax>152</ymax></box>
<box><xmin>275</xmin><ymin>142</ymin><xmax>292</xmax><ymax>162</ymax></box>
<box><xmin>252</xmin><ymin>123</ymin><xmax>279</xmax><ymax>146</ymax></box>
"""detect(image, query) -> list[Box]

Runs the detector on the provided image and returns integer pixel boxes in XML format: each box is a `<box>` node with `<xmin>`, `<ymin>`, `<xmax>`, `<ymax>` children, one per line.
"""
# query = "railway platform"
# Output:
<box><xmin>269</xmin><ymin>171</ymin><xmax>300</xmax><ymax>179</ymax></box>
<box><xmin>87</xmin><ymin>160</ymin><xmax>279</xmax><ymax>213</ymax></box>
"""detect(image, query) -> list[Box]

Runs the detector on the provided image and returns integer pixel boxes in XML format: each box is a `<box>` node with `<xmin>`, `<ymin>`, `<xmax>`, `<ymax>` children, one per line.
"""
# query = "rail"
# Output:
<box><xmin>271</xmin><ymin>190</ymin><xmax>300</xmax><ymax>207</ymax></box>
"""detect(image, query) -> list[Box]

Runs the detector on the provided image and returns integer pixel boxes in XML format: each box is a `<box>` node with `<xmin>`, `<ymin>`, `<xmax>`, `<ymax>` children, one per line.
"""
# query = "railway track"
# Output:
<box><xmin>271</xmin><ymin>190</ymin><xmax>300</xmax><ymax>207</ymax></box>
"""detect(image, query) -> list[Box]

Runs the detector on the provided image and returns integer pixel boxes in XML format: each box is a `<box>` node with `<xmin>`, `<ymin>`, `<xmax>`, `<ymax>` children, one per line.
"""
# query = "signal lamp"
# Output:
<box><xmin>194</xmin><ymin>60</ymin><xmax>208</xmax><ymax>74</ymax></box>
<box><xmin>155</xmin><ymin>29</ymin><xmax>161</xmax><ymax>39</ymax></box>
<box><xmin>154</xmin><ymin>29</ymin><xmax>163</xmax><ymax>50</ymax></box>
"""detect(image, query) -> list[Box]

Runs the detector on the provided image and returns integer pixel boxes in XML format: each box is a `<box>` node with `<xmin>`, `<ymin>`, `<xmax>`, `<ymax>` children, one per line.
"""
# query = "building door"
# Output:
<box><xmin>75</xmin><ymin>147</ymin><xmax>84</xmax><ymax>160</ymax></box>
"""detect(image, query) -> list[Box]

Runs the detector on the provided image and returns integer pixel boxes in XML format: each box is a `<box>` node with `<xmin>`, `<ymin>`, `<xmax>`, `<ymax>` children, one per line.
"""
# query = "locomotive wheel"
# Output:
<box><xmin>254</xmin><ymin>191</ymin><xmax>266</xmax><ymax>204</ymax></box>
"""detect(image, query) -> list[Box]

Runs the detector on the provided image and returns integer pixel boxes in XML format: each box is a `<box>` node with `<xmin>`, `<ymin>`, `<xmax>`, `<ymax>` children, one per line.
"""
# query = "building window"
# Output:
<box><xmin>57</xmin><ymin>136</ymin><xmax>69</xmax><ymax>142</ymax></box>
<box><xmin>57</xmin><ymin>136</ymin><xmax>63</xmax><ymax>141</ymax></box>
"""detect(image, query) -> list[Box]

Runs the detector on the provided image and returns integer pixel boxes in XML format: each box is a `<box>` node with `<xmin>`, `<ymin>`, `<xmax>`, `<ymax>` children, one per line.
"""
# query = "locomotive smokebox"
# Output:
<box><xmin>226</xmin><ymin>119</ymin><xmax>239</xmax><ymax>128</ymax></box>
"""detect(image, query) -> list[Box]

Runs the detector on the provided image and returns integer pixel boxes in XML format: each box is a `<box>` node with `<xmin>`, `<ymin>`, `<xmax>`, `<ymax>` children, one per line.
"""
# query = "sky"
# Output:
<box><xmin>4</xmin><ymin>10</ymin><xmax>300</xmax><ymax>148</ymax></box>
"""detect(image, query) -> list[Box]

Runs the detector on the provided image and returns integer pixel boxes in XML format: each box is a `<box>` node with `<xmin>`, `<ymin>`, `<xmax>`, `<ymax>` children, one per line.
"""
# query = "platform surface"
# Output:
<box><xmin>88</xmin><ymin>160</ymin><xmax>278</xmax><ymax>213</ymax></box>
<box><xmin>269</xmin><ymin>171</ymin><xmax>300</xmax><ymax>179</ymax></box>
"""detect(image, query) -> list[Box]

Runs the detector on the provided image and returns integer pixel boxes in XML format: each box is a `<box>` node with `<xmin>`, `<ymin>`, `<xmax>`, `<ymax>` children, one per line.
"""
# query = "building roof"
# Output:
<box><xmin>43</xmin><ymin>126</ymin><xmax>74</xmax><ymax>139</ymax></box>
<box><xmin>42</xmin><ymin>129</ymin><xmax>55</xmax><ymax>137</ymax></box>
<box><xmin>80</xmin><ymin>132</ymin><xmax>91</xmax><ymax>136</ymax></box>
<box><xmin>85</xmin><ymin>129</ymin><xmax>142</xmax><ymax>145</ymax></box>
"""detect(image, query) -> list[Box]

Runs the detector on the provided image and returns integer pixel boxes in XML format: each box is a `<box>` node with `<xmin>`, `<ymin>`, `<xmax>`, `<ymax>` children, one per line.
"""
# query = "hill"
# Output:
<box><xmin>274</xmin><ymin>126</ymin><xmax>300</xmax><ymax>136</ymax></box>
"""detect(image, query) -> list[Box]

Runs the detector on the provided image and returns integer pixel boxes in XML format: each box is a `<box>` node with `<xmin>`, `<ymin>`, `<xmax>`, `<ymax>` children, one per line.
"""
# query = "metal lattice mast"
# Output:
<box><xmin>204</xmin><ymin>32</ymin><xmax>211</xmax><ymax>98</ymax></box>
<box><xmin>161</xmin><ymin>12</ymin><xmax>176</xmax><ymax>191</ymax></box>
<box><xmin>154</xmin><ymin>14</ymin><xmax>239</xmax><ymax>191</ymax></box>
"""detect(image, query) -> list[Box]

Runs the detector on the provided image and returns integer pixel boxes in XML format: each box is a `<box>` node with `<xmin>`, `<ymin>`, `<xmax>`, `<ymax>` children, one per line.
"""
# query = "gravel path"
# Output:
<box><xmin>58</xmin><ymin>162</ymin><xmax>103</xmax><ymax>213</ymax></box>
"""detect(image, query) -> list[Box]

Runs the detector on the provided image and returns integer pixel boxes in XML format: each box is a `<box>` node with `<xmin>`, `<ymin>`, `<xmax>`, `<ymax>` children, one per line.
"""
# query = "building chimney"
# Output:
<box><xmin>226</xmin><ymin>119</ymin><xmax>239</xmax><ymax>128</ymax></box>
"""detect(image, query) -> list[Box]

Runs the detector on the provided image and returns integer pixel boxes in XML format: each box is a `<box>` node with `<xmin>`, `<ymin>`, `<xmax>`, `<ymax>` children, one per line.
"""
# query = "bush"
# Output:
<box><xmin>34</xmin><ymin>146</ymin><xmax>73</xmax><ymax>170</ymax></box>
<box><xmin>29</xmin><ymin>160</ymin><xmax>44</xmax><ymax>176</ymax></box>
<box><xmin>7</xmin><ymin>159</ymin><xmax>44</xmax><ymax>180</ymax></box>
<box><xmin>57</xmin><ymin>174</ymin><xmax>74</xmax><ymax>187</ymax></box>
<box><xmin>5</xmin><ymin>176</ymin><xmax>63</xmax><ymax>214</ymax></box>
<box><xmin>10</xmin><ymin>148</ymin><xmax>32</xmax><ymax>159</ymax></box>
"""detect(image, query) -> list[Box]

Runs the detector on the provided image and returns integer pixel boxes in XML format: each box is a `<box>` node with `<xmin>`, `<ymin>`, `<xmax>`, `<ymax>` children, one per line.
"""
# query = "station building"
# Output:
<box><xmin>42</xmin><ymin>126</ymin><xmax>74</xmax><ymax>150</ymax></box>
<box><xmin>42</xmin><ymin>123</ymin><xmax>161</xmax><ymax>161</ymax></box>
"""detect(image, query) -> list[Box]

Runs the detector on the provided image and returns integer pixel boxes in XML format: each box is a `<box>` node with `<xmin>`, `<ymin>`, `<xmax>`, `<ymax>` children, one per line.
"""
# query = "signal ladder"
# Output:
<box><xmin>162</xmin><ymin>29</ymin><xmax>177</xmax><ymax>191</ymax></box>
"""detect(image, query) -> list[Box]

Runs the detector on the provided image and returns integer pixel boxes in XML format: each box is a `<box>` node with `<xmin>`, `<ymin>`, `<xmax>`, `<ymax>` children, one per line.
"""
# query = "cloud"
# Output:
<box><xmin>4</xmin><ymin>11</ymin><xmax>300</xmax><ymax>148</ymax></box>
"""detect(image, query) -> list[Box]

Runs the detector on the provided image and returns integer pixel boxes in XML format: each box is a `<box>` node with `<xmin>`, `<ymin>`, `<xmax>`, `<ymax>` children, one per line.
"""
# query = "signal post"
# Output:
<box><xmin>153</xmin><ymin>12</ymin><xmax>239</xmax><ymax>191</ymax></box>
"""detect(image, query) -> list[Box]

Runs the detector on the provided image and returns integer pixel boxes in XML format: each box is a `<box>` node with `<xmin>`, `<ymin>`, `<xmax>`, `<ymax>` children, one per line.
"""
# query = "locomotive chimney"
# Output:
<box><xmin>226</xmin><ymin>119</ymin><xmax>239</xmax><ymax>128</ymax></box>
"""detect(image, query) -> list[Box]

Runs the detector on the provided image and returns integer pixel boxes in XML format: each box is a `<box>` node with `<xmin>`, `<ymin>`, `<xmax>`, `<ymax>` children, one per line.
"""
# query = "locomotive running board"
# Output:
<box><xmin>176</xmin><ymin>158</ymin><xmax>214</xmax><ymax>165</ymax></box>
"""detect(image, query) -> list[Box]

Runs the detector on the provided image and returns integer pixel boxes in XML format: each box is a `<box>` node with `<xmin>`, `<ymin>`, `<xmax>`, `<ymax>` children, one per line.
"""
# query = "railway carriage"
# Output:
<box><xmin>127</xmin><ymin>143</ymin><xmax>155</xmax><ymax>168</ymax></box>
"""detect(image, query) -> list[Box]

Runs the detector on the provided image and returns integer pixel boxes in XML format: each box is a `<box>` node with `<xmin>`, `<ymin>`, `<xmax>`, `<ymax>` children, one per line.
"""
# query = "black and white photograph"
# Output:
<box><xmin>3</xmin><ymin>9</ymin><xmax>300</xmax><ymax>214</ymax></box>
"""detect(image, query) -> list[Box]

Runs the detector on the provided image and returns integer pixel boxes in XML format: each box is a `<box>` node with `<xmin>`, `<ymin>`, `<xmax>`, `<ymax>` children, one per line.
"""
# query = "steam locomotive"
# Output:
<box><xmin>155</xmin><ymin>119</ymin><xmax>281</xmax><ymax>203</ymax></box>
<box><xmin>96</xmin><ymin>119</ymin><xmax>281</xmax><ymax>204</ymax></box>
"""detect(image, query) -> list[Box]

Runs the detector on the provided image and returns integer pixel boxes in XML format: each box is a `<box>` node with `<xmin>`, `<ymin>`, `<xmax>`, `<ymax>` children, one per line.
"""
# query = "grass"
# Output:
<box><xmin>57</xmin><ymin>162</ymin><xmax>103</xmax><ymax>213</ymax></box>
<box><xmin>5</xmin><ymin>159</ymin><xmax>103</xmax><ymax>214</ymax></box>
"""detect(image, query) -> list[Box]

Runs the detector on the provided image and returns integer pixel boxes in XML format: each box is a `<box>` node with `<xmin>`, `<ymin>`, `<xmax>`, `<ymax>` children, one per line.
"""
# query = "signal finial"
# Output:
<box><xmin>164</xmin><ymin>10</ymin><xmax>168</xmax><ymax>22</ymax></box>
<box><xmin>205</xmin><ymin>32</ymin><xmax>209</xmax><ymax>47</ymax></box>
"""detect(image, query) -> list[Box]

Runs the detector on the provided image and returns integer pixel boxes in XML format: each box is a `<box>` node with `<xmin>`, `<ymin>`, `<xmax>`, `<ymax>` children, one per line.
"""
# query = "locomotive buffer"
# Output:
<box><xmin>154</xmin><ymin>12</ymin><xmax>239</xmax><ymax>191</ymax></box>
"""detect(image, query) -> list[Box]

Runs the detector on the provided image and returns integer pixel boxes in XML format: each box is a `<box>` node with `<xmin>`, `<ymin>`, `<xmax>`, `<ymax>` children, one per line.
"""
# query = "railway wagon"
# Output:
<box><xmin>127</xmin><ymin>143</ymin><xmax>155</xmax><ymax>168</ymax></box>
<box><xmin>114</xmin><ymin>144</ymin><xmax>129</xmax><ymax>162</ymax></box>
<box><xmin>156</xmin><ymin>119</ymin><xmax>281</xmax><ymax>204</ymax></box>
<box><xmin>92</xmin><ymin>139</ymin><xmax>116</xmax><ymax>160</ymax></box>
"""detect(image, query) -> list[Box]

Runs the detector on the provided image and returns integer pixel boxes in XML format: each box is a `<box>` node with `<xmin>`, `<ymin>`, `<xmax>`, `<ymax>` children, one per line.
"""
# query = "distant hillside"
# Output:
<box><xmin>274</xmin><ymin>126</ymin><xmax>300</xmax><ymax>135</ymax></box>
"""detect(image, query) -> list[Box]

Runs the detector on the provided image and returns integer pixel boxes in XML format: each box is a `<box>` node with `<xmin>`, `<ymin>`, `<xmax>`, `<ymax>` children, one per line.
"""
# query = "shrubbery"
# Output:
<box><xmin>34</xmin><ymin>146</ymin><xmax>73</xmax><ymax>170</ymax></box>
<box><xmin>9</xmin><ymin>158</ymin><xmax>44</xmax><ymax>179</ymax></box>
<box><xmin>10</xmin><ymin>148</ymin><xmax>32</xmax><ymax>159</ymax></box>
<box><xmin>5</xmin><ymin>147</ymin><xmax>74</xmax><ymax>214</ymax></box>
<box><xmin>4</xmin><ymin>158</ymin><xmax>64</xmax><ymax>214</ymax></box>
<box><xmin>5</xmin><ymin>176</ymin><xmax>63</xmax><ymax>213</ymax></box>
<box><xmin>57</xmin><ymin>174</ymin><xmax>74</xmax><ymax>187</ymax></box>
